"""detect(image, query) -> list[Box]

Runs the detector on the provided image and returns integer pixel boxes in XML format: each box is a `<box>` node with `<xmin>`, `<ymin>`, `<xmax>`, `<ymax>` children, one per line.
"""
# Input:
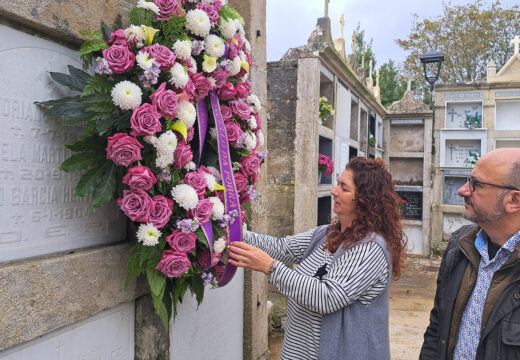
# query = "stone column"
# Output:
<box><xmin>227</xmin><ymin>1</ymin><xmax>269</xmax><ymax>359</ymax></box>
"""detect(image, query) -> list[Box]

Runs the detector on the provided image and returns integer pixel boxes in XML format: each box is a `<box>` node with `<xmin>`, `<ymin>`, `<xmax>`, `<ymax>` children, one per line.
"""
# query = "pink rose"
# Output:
<box><xmin>166</xmin><ymin>229</ymin><xmax>196</xmax><ymax>253</ymax></box>
<box><xmin>156</xmin><ymin>250</ymin><xmax>191</xmax><ymax>278</ymax></box>
<box><xmin>190</xmin><ymin>73</ymin><xmax>213</xmax><ymax>101</ymax></box>
<box><xmin>235</xmin><ymin>82</ymin><xmax>251</xmax><ymax>100</ymax></box>
<box><xmin>196</xmin><ymin>3</ymin><xmax>219</xmax><ymax>25</ymax></box>
<box><xmin>234</xmin><ymin>172</ymin><xmax>248</xmax><ymax>193</ymax></box>
<box><xmin>106</xmin><ymin>133</ymin><xmax>143</xmax><ymax>167</ymax></box>
<box><xmin>186</xmin><ymin>126</ymin><xmax>195</xmax><ymax>142</ymax></box>
<box><xmin>228</xmin><ymin>42</ymin><xmax>238</xmax><ymax>60</ymax></box>
<box><xmin>240</xmin><ymin>155</ymin><xmax>260</xmax><ymax>176</ymax></box>
<box><xmin>189</xmin><ymin>198</ymin><xmax>214</xmax><ymax>223</ymax></box>
<box><xmin>225</xmin><ymin>122</ymin><xmax>244</xmax><ymax>144</ymax></box>
<box><xmin>212</xmin><ymin>0</ymin><xmax>224</xmax><ymax>11</ymax></box>
<box><xmin>229</xmin><ymin>101</ymin><xmax>251</xmax><ymax>120</ymax></box>
<box><xmin>142</xmin><ymin>44</ymin><xmax>175</xmax><ymax>70</ymax></box>
<box><xmin>149</xmin><ymin>82</ymin><xmax>179</xmax><ymax>119</ymax></box>
<box><xmin>173</xmin><ymin>143</ymin><xmax>193</xmax><ymax>169</ymax></box>
<box><xmin>198</xmin><ymin>250</ymin><xmax>222</xmax><ymax>269</ymax></box>
<box><xmin>240</xmin><ymin>209</ymin><xmax>247</xmax><ymax>225</ymax></box>
<box><xmin>249</xmin><ymin>172</ymin><xmax>258</xmax><ymax>184</ymax></box>
<box><xmin>108</xmin><ymin>29</ymin><xmax>127</xmax><ymax>46</ymax></box>
<box><xmin>254</xmin><ymin>113</ymin><xmax>262</xmax><ymax>130</ymax></box>
<box><xmin>102</xmin><ymin>45</ymin><xmax>135</xmax><ymax>74</ymax></box>
<box><xmin>244</xmin><ymin>51</ymin><xmax>253</xmax><ymax>69</ymax></box>
<box><xmin>148</xmin><ymin>195</ymin><xmax>174</xmax><ymax>228</ymax></box>
<box><xmin>154</xmin><ymin>0</ymin><xmax>181</xmax><ymax>20</ymax></box>
<box><xmin>197</xmin><ymin>166</ymin><xmax>212</xmax><ymax>176</ymax></box>
<box><xmin>220</xmin><ymin>105</ymin><xmax>234</xmax><ymax>122</ymax></box>
<box><xmin>178</xmin><ymin>78</ymin><xmax>196</xmax><ymax>100</ymax></box>
<box><xmin>234</xmin><ymin>34</ymin><xmax>245</xmax><ymax>51</ymax></box>
<box><xmin>119</xmin><ymin>190</ymin><xmax>153</xmax><ymax>222</ymax></box>
<box><xmin>123</xmin><ymin>166</ymin><xmax>157</xmax><ymax>191</ymax></box>
<box><xmin>214</xmin><ymin>264</ymin><xmax>225</xmax><ymax>278</ymax></box>
<box><xmin>209</xmin><ymin>69</ymin><xmax>228</xmax><ymax>88</ymax></box>
<box><xmin>217</xmin><ymin>83</ymin><xmax>236</xmax><ymax>101</ymax></box>
<box><xmin>130</xmin><ymin>103</ymin><xmax>162</xmax><ymax>136</ymax></box>
<box><xmin>181</xmin><ymin>171</ymin><xmax>208</xmax><ymax>197</ymax></box>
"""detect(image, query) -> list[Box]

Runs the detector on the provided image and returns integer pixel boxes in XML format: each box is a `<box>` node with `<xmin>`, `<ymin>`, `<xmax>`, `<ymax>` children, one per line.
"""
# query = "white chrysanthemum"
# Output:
<box><xmin>257</xmin><ymin>130</ymin><xmax>264</xmax><ymax>147</ymax></box>
<box><xmin>137</xmin><ymin>0</ymin><xmax>160</xmax><ymax>15</ymax></box>
<box><xmin>213</xmin><ymin>237</ymin><xmax>226</xmax><ymax>254</ymax></box>
<box><xmin>137</xmin><ymin>223</ymin><xmax>162</xmax><ymax>246</ymax></box>
<box><xmin>185</xmin><ymin>161</ymin><xmax>196</xmax><ymax>171</ymax></box>
<box><xmin>111</xmin><ymin>81</ymin><xmax>142</xmax><ymax>110</ymax></box>
<box><xmin>247</xmin><ymin>115</ymin><xmax>257</xmax><ymax>130</ymax></box>
<box><xmin>136</xmin><ymin>51</ymin><xmax>155</xmax><ymax>70</ymax></box>
<box><xmin>207</xmin><ymin>166</ymin><xmax>222</xmax><ymax>182</ymax></box>
<box><xmin>230</xmin><ymin>56</ymin><xmax>242</xmax><ymax>76</ymax></box>
<box><xmin>143</xmin><ymin>135</ymin><xmax>158</xmax><ymax>145</ymax></box>
<box><xmin>156</xmin><ymin>154</ymin><xmax>173</xmax><ymax>169</ymax></box>
<box><xmin>186</xmin><ymin>9</ymin><xmax>211</xmax><ymax>37</ymax></box>
<box><xmin>203</xmin><ymin>173</ymin><xmax>217</xmax><ymax>191</ymax></box>
<box><xmin>244</xmin><ymin>132</ymin><xmax>257</xmax><ymax>152</ymax></box>
<box><xmin>240</xmin><ymin>72</ymin><xmax>249</xmax><ymax>82</ymax></box>
<box><xmin>247</xmin><ymin>94</ymin><xmax>261</xmax><ymax>114</ymax></box>
<box><xmin>125</xmin><ymin>25</ymin><xmax>146</xmax><ymax>48</ymax></box>
<box><xmin>239</xmin><ymin>50</ymin><xmax>247</xmax><ymax>62</ymax></box>
<box><xmin>209</xmin><ymin>127</ymin><xmax>218</xmax><ymax>139</ymax></box>
<box><xmin>157</xmin><ymin>130</ymin><xmax>178</xmax><ymax>155</ymax></box>
<box><xmin>169</xmin><ymin>62</ymin><xmax>190</xmax><ymax>88</ymax></box>
<box><xmin>204</xmin><ymin>34</ymin><xmax>225</xmax><ymax>58</ymax></box>
<box><xmin>177</xmin><ymin>101</ymin><xmax>196</xmax><ymax>128</ymax></box>
<box><xmin>187</xmin><ymin>56</ymin><xmax>198</xmax><ymax>73</ymax></box>
<box><xmin>171</xmin><ymin>184</ymin><xmax>199</xmax><ymax>210</ymax></box>
<box><xmin>209</xmin><ymin>197</ymin><xmax>224</xmax><ymax>220</ymax></box>
<box><xmin>244</xmin><ymin>39</ymin><xmax>252</xmax><ymax>53</ymax></box>
<box><xmin>234</xmin><ymin>19</ymin><xmax>245</xmax><ymax>37</ymax></box>
<box><xmin>172</xmin><ymin>40</ymin><xmax>192</xmax><ymax>60</ymax></box>
<box><xmin>219</xmin><ymin>18</ymin><xmax>237</xmax><ymax>40</ymax></box>
<box><xmin>207</xmin><ymin>76</ymin><xmax>217</xmax><ymax>88</ymax></box>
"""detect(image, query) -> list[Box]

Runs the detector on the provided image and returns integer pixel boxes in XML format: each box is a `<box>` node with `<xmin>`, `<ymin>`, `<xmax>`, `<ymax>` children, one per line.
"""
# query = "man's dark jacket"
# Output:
<box><xmin>420</xmin><ymin>225</ymin><xmax>520</xmax><ymax>360</ymax></box>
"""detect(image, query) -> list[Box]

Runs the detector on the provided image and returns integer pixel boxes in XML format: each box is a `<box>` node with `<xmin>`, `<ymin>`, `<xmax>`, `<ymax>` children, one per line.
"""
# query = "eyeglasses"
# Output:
<box><xmin>466</xmin><ymin>175</ymin><xmax>520</xmax><ymax>193</ymax></box>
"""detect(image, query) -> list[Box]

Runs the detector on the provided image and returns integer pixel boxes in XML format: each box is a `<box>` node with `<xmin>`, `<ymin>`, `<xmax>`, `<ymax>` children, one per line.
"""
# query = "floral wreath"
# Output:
<box><xmin>38</xmin><ymin>0</ymin><xmax>265</xmax><ymax>329</ymax></box>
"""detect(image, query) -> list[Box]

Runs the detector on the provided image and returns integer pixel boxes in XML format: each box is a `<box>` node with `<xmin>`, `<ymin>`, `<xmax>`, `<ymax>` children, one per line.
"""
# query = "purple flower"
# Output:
<box><xmin>192</xmin><ymin>40</ymin><xmax>205</xmax><ymax>56</ymax></box>
<box><xmin>95</xmin><ymin>57</ymin><xmax>113</xmax><ymax>75</ymax></box>
<box><xmin>176</xmin><ymin>218</ymin><xmax>200</xmax><ymax>233</ymax></box>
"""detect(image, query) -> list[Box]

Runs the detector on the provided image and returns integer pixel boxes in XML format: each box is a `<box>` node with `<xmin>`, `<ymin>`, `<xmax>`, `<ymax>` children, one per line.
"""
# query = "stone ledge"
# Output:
<box><xmin>0</xmin><ymin>243</ymin><xmax>147</xmax><ymax>350</ymax></box>
<box><xmin>0</xmin><ymin>0</ymin><xmax>135</xmax><ymax>47</ymax></box>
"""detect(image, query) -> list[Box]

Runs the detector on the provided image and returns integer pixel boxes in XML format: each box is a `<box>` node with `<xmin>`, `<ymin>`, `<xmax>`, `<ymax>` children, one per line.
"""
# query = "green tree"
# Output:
<box><xmin>353</xmin><ymin>23</ymin><xmax>377</xmax><ymax>80</ymax></box>
<box><xmin>378</xmin><ymin>60</ymin><xmax>409</xmax><ymax>107</ymax></box>
<box><xmin>397</xmin><ymin>0</ymin><xmax>520</xmax><ymax>86</ymax></box>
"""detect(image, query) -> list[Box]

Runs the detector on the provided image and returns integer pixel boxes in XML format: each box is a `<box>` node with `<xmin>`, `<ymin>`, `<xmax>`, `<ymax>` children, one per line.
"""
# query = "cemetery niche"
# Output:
<box><xmin>443</xmin><ymin>175</ymin><xmax>467</xmax><ymax>205</ymax></box>
<box><xmin>440</xmin><ymin>129</ymin><xmax>487</xmax><ymax>168</ymax></box>
<box><xmin>445</xmin><ymin>101</ymin><xmax>483</xmax><ymax>129</ymax></box>
<box><xmin>396</xmin><ymin>188</ymin><xmax>423</xmax><ymax>221</ymax></box>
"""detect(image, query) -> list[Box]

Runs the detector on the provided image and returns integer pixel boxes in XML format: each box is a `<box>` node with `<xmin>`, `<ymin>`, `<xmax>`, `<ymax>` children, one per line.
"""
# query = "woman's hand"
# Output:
<box><xmin>228</xmin><ymin>242</ymin><xmax>275</xmax><ymax>275</ymax></box>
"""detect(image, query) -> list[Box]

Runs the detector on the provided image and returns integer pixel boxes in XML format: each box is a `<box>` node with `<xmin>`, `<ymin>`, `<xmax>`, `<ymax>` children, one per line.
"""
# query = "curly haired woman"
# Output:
<box><xmin>228</xmin><ymin>157</ymin><xmax>406</xmax><ymax>360</ymax></box>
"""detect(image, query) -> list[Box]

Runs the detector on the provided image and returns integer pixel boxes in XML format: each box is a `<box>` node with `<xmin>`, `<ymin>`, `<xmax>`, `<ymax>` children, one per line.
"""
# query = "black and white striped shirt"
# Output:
<box><xmin>244</xmin><ymin>228</ymin><xmax>389</xmax><ymax>360</ymax></box>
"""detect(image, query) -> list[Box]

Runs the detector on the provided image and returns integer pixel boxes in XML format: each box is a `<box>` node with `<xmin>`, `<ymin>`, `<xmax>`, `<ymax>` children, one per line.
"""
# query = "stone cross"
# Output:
<box><xmin>448</xmin><ymin>108</ymin><xmax>457</xmax><ymax>122</ymax></box>
<box><xmin>339</xmin><ymin>13</ymin><xmax>344</xmax><ymax>39</ymax></box>
<box><xmin>361</xmin><ymin>51</ymin><xmax>365</xmax><ymax>69</ymax></box>
<box><xmin>369</xmin><ymin>59</ymin><xmax>373</xmax><ymax>75</ymax></box>
<box><xmin>512</xmin><ymin>35</ymin><xmax>520</xmax><ymax>55</ymax></box>
<box><xmin>376</xmin><ymin>70</ymin><xmax>380</xmax><ymax>86</ymax></box>
<box><xmin>407</xmin><ymin>78</ymin><xmax>411</xmax><ymax>91</ymax></box>
<box><xmin>324</xmin><ymin>0</ymin><xmax>330</xmax><ymax>17</ymax></box>
<box><xmin>448</xmin><ymin>144</ymin><xmax>456</xmax><ymax>161</ymax></box>
<box><xmin>351</xmin><ymin>32</ymin><xmax>357</xmax><ymax>54</ymax></box>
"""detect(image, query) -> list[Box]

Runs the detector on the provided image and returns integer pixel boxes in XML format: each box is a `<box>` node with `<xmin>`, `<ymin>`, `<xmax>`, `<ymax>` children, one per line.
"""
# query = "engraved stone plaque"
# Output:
<box><xmin>445</xmin><ymin>102</ymin><xmax>482</xmax><ymax>129</ymax></box>
<box><xmin>0</xmin><ymin>302</ymin><xmax>134</xmax><ymax>359</ymax></box>
<box><xmin>444</xmin><ymin>140</ymin><xmax>481</xmax><ymax>168</ymax></box>
<box><xmin>443</xmin><ymin>176</ymin><xmax>466</xmax><ymax>205</ymax></box>
<box><xmin>0</xmin><ymin>24</ymin><xmax>126</xmax><ymax>262</ymax></box>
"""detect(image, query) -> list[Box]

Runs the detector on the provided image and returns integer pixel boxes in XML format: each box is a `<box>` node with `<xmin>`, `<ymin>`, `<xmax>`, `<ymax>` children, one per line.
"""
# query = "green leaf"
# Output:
<box><xmin>68</xmin><ymin>66</ymin><xmax>92</xmax><ymax>88</ymax></box>
<box><xmin>188</xmin><ymin>275</ymin><xmax>205</xmax><ymax>305</ymax></box>
<box><xmin>65</xmin><ymin>137</ymin><xmax>105</xmax><ymax>152</ymax></box>
<box><xmin>95</xmin><ymin>117</ymin><xmax>117</xmax><ymax>136</ymax></box>
<box><xmin>195</xmin><ymin>228</ymin><xmax>209</xmax><ymax>248</ymax></box>
<box><xmin>219</xmin><ymin>5</ymin><xmax>242</xmax><ymax>22</ymax></box>
<box><xmin>152</xmin><ymin>291</ymin><xmax>171</xmax><ymax>331</ymax></box>
<box><xmin>101</xmin><ymin>21</ymin><xmax>113</xmax><ymax>41</ymax></box>
<box><xmin>125</xmin><ymin>250</ymin><xmax>143</xmax><ymax>288</ymax></box>
<box><xmin>74</xmin><ymin>161</ymin><xmax>111</xmax><ymax>198</ymax></box>
<box><xmin>236</xmin><ymin>149</ymin><xmax>251</xmax><ymax>157</ymax></box>
<box><xmin>147</xmin><ymin>266</ymin><xmax>167</xmax><ymax>298</ymax></box>
<box><xmin>129</xmin><ymin>7</ymin><xmax>156</xmax><ymax>27</ymax></box>
<box><xmin>171</xmin><ymin>277</ymin><xmax>189</xmax><ymax>316</ymax></box>
<box><xmin>59</xmin><ymin>152</ymin><xmax>106</xmax><ymax>173</ymax></box>
<box><xmin>49</xmin><ymin>72</ymin><xmax>84</xmax><ymax>92</ymax></box>
<box><xmin>92</xmin><ymin>161</ymin><xmax>117</xmax><ymax>210</ymax></box>
<box><xmin>160</xmin><ymin>16</ymin><xmax>188</xmax><ymax>48</ymax></box>
<box><xmin>82</xmin><ymin>75</ymin><xmax>113</xmax><ymax>97</ymax></box>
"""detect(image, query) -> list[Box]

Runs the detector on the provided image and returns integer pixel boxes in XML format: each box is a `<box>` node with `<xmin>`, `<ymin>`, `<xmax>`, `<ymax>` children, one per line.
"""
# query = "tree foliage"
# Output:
<box><xmin>353</xmin><ymin>23</ymin><xmax>377</xmax><ymax>80</ymax></box>
<box><xmin>378</xmin><ymin>60</ymin><xmax>409</xmax><ymax>107</ymax></box>
<box><xmin>397</xmin><ymin>0</ymin><xmax>520</xmax><ymax>85</ymax></box>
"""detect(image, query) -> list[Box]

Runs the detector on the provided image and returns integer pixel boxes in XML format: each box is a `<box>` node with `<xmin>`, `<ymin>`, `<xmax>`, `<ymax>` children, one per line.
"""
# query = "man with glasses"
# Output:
<box><xmin>420</xmin><ymin>148</ymin><xmax>520</xmax><ymax>360</ymax></box>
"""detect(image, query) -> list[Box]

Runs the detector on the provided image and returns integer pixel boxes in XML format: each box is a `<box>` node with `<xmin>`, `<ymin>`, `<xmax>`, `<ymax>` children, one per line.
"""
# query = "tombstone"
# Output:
<box><xmin>443</xmin><ymin>176</ymin><xmax>466</xmax><ymax>205</ymax></box>
<box><xmin>496</xmin><ymin>100</ymin><xmax>520</xmax><ymax>130</ymax></box>
<box><xmin>0</xmin><ymin>24</ymin><xmax>126</xmax><ymax>262</ymax></box>
<box><xmin>445</xmin><ymin>101</ymin><xmax>483</xmax><ymax>129</ymax></box>
<box><xmin>444</xmin><ymin>140</ymin><xmax>481</xmax><ymax>168</ymax></box>
<box><xmin>397</xmin><ymin>189</ymin><xmax>423</xmax><ymax>221</ymax></box>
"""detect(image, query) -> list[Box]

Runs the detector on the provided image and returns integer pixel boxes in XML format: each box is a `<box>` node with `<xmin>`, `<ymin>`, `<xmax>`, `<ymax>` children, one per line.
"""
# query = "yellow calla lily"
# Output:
<box><xmin>231</xmin><ymin>38</ymin><xmax>238</xmax><ymax>46</ymax></box>
<box><xmin>241</xmin><ymin>61</ymin><xmax>250</xmax><ymax>73</ymax></box>
<box><xmin>171</xmin><ymin>121</ymin><xmax>188</xmax><ymax>143</ymax></box>
<box><xmin>213</xmin><ymin>184</ymin><xmax>227</xmax><ymax>192</ymax></box>
<box><xmin>202</xmin><ymin>55</ymin><xmax>217</xmax><ymax>73</ymax></box>
<box><xmin>141</xmin><ymin>25</ymin><xmax>159</xmax><ymax>46</ymax></box>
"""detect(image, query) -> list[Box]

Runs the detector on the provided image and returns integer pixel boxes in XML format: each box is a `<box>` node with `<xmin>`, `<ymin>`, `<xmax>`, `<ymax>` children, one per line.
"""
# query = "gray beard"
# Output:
<box><xmin>463</xmin><ymin>197</ymin><xmax>505</xmax><ymax>224</ymax></box>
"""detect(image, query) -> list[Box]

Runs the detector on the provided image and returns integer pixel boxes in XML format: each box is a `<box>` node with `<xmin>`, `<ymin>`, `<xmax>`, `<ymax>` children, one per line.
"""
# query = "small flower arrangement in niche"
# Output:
<box><xmin>464</xmin><ymin>112</ymin><xmax>481</xmax><ymax>129</ymax></box>
<box><xmin>318</xmin><ymin>153</ymin><xmax>334</xmax><ymax>177</ymax></box>
<box><xmin>36</xmin><ymin>0</ymin><xmax>265</xmax><ymax>330</ymax></box>
<box><xmin>464</xmin><ymin>151</ymin><xmax>480</xmax><ymax>167</ymax></box>
<box><xmin>369</xmin><ymin>134</ymin><xmax>376</xmax><ymax>147</ymax></box>
<box><xmin>377</xmin><ymin>141</ymin><xmax>382</xmax><ymax>149</ymax></box>
<box><xmin>318</xmin><ymin>96</ymin><xmax>334</xmax><ymax>124</ymax></box>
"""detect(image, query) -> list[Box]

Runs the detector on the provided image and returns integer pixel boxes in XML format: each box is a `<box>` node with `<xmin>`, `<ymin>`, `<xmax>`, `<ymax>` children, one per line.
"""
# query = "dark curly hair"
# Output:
<box><xmin>326</xmin><ymin>157</ymin><xmax>406</xmax><ymax>279</ymax></box>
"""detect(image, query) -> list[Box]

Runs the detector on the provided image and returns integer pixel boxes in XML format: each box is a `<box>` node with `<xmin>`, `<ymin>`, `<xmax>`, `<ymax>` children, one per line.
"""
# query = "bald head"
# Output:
<box><xmin>477</xmin><ymin>148</ymin><xmax>520</xmax><ymax>188</ymax></box>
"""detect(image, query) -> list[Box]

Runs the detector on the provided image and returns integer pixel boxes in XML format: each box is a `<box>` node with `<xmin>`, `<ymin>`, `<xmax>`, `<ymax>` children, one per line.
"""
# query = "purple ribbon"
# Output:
<box><xmin>209</xmin><ymin>90</ymin><xmax>242</xmax><ymax>287</ymax></box>
<box><xmin>196</xmin><ymin>99</ymin><xmax>209</xmax><ymax>168</ymax></box>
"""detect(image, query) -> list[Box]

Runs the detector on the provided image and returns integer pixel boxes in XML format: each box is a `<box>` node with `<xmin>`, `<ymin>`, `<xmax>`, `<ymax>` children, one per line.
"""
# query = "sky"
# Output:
<box><xmin>266</xmin><ymin>0</ymin><xmax>519</xmax><ymax>68</ymax></box>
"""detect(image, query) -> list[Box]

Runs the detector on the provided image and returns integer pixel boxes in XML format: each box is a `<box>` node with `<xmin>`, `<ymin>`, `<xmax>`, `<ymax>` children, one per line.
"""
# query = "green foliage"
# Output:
<box><xmin>160</xmin><ymin>16</ymin><xmax>188</xmax><ymax>48</ymax></box>
<box><xmin>78</xmin><ymin>30</ymin><xmax>109</xmax><ymax>69</ymax></box>
<box><xmin>74</xmin><ymin>160</ymin><xmax>112</xmax><ymax>198</ymax></box>
<box><xmin>219</xmin><ymin>5</ymin><xmax>242</xmax><ymax>22</ymax></box>
<box><xmin>83</xmin><ymin>74</ymin><xmax>114</xmax><ymax>97</ymax></box>
<box><xmin>49</xmin><ymin>66</ymin><xmax>90</xmax><ymax>92</ymax></box>
<box><xmin>129</xmin><ymin>7</ymin><xmax>156</xmax><ymax>27</ymax></box>
<box><xmin>195</xmin><ymin>228</ymin><xmax>209</xmax><ymax>248</ymax></box>
<box><xmin>59</xmin><ymin>152</ymin><xmax>106</xmax><ymax>173</ymax></box>
<box><xmin>397</xmin><ymin>0</ymin><xmax>520</xmax><ymax>86</ymax></box>
<box><xmin>353</xmin><ymin>23</ymin><xmax>377</xmax><ymax>80</ymax></box>
<box><xmin>378</xmin><ymin>60</ymin><xmax>408</xmax><ymax>107</ymax></box>
<box><xmin>92</xmin><ymin>161</ymin><xmax>117</xmax><ymax>210</ymax></box>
